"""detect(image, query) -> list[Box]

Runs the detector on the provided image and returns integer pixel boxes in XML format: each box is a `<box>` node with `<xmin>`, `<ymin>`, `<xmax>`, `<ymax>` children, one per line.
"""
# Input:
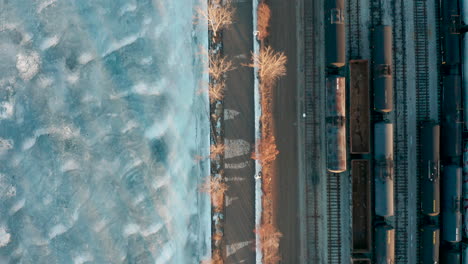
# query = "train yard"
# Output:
<box><xmin>303</xmin><ymin>0</ymin><xmax>468</xmax><ymax>263</ymax></box>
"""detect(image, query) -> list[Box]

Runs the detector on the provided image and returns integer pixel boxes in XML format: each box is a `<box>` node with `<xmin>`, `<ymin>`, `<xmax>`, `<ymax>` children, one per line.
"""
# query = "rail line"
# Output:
<box><xmin>393</xmin><ymin>0</ymin><xmax>410</xmax><ymax>262</ymax></box>
<box><xmin>414</xmin><ymin>0</ymin><xmax>432</xmax><ymax>263</ymax></box>
<box><xmin>304</xmin><ymin>0</ymin><xmax>324</xmax><ymax>261</ymax></box>
<box><xmin>327</xmin><ymin>173</ymin><xmax>342</xmax><ymax>264</ymax></box>
<box><xmin>347</xmin><ymin>0</ymin><xmax>361</xmax><ymax>59</ymax></box>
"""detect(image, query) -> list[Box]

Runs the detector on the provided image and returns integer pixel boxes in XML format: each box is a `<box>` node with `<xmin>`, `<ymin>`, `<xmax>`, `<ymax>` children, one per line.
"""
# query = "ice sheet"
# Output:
<box><xmin>0</xmin><ymin>0</ymin><xmax>210</xmax><ymax>263</ymax></box>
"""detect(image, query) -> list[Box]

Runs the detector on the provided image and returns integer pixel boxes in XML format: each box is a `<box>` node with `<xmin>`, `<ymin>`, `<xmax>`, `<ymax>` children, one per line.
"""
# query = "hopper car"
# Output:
<box><xmin>374</xmin><ymin>122</ymin><xmax>394</xmax><ymax>217</ymax></box>
<box><xmin>352</xmin><ymin>160</ymin><xmax>371</xmax><ymax>253</ymax></box>
<box><xmin>350</xmin><ymin>60</ymin><xmax>371</xmax><ymax>154</ymax></box>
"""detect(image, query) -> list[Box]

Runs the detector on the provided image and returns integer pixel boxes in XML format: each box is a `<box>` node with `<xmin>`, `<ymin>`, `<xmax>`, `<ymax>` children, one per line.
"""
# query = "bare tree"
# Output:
<box><xmin>255</xmin><ymin>223</ymin><xmax>283</xmax><ymax>264</ymax></box>
<box><xmin>209</xmin><ymin>81</ymin><xmax>225</xmax><ymax>103</ymax></box>
<box><xmin>200</xmin><ymin>249</ymin><xmax>223</xmax><ymax>264</ymax></box>
<box><xmin>247</xmin><ymin>46</ymin><xmax>287</xmax><ymax>85</ymax></box>
<box><xmin>257</xmin><ymin>3</ymin><xmax>271</xmax><ymax>41</ymax></box>
<box><xmin>251</xmin><ymin>136</ymin><xmax>279</xmax><ymax>167</ymax></box>
<box><xmin>210</xmin><ymin>143</ymin><xmax>225</xmax><ymax>160</ymax></box>
<box><xmin>196</xmin><ymin>1</ymin><xmax>235</xmax><ymax>38</ymax></box>
<box><xmin>200</xmin><ymin>176</ymin><xmax>228</xmax><ymax>210</ymax></box>
<box><xmin>209</xmin><ymin>53</ymin><xmax>235</xmax><ymax>80</ymax></box>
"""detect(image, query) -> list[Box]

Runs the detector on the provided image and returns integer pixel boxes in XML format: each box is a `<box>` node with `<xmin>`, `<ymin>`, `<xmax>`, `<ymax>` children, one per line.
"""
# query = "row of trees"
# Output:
<box><xmin>197</xmin><ymin>1</ymin><xmax>235</xmax><ymax>264</ymax></box>
<box><xmin>197</xmin><ymin>1</ymin><xmax>287</xmax><ymax>263</ymax></box>
<box><xmin>251</xmin><ymin>2</ymin><xmax>286</xmax><ymax>263</ymax></box>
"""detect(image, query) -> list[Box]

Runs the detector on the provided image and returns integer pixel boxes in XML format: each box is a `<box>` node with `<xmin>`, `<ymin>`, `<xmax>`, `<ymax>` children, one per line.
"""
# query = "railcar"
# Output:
<box><xmin>441</xmin><ymin>248</ymin><xmax>461</xmax><ymax>264</ymax></box>
<box><xmin>325</xmin><ymin>0</ymin><xmax>345</xmax><ymax>67</ymax></box>
<box><xmin>463</xmin><ymin>142</ymin><xmax>468</xmax><ymax>238</ymax></box>
<box><xmin>420</xmin><ymin>225</ymin><xmax>440</xmax><ymax>264</ymax></box>
<box><xmin>442</xmin><ymin>165</ymin><xmax>462</xmax><ymax>243</ymax></box>
<box><xmin>352</xmin><ymin>160</ymin><xmax>371</xmax><ymax>253</ymax></box>
<box><xmin>440</xmin><ymin>0</ymin><xmax>461</xmax><ymax>68</ymax></box>
<box><xmin>326</xmin><ymin>76</ymin><xmax>346</xmax><ymax>173</ymax></box>
<box><xmin>373</xmin><ymin>25</ymin><xmax>393</xmax><ymax>113</ymax></box>
<box><xmin>374</xmin><ymin>122</ymin><xmax>394</xmax><ymax>217</ymax></box>
<box><xmin>352</xmin><ymin>259</ymin><xmax>370</xmax><ymax>264</ymax></box>
<box><xmin>420</xmin><ymin>122</ymin><xmax>440</xmax><ymax>216</ymax></box>
<box><xmin>441</xmin><ymin>75</ymin><xmax>463</xmax><ymax>158</ymax></box>
<box><xmin>349</xmin><ymin>60</ymin><xmax>370</xmax><ymax>154</ymax></box>
<box><xmin>375</xmin><ymin>224</ymin><xmax>395</xmax><ymax>264</ymax></box>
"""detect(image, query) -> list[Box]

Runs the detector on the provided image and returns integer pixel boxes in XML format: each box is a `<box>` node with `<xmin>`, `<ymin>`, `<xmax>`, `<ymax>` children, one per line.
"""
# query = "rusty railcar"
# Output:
<box><xmin>326</xmin><ymin>75</ymin><xmax>347</xmax><ymax>173</ymax></box>
<box><xmin>352</xmin><ymin>160</ymin><xmax>371</xmax><ymax>253</ymax></box>
<box><xmin>350</xmin><ymin>60</ymin><xmax>370</xmax><ymax>154</ymax></box>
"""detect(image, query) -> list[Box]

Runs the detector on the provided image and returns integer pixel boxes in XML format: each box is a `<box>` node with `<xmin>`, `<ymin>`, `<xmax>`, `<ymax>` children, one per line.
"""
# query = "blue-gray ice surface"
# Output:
<box><xmin>0</xmin><ymin>0</ymin><xmax>210</xmax><ymax>263</ymax></box>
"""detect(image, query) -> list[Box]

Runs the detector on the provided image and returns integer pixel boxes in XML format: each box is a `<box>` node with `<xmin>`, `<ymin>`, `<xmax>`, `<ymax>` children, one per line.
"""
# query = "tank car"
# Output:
<box><xmin>440</xmin><ymin>0</ymin><xmax>461</xmax><ymax>68</ymax></box>
<box><xmin>441</xmin><ymin>75</ymin><xmax>463</xmax><ymax>158</ymax></box>
<box><xmin>375</xmin><ymin>224</ymin><xmax>395</xmax><ymax>264</ymax></box>
<box><xmin>374</xmin><ymin>122</ymin><xmax>394</xmax><ymax>217</ymax></box>
<box><xmin>420</xmin><ymin>225</ymin><xmax>440</xmax><ymax>264</ymax></box>
<box><xmin>463</xmin><ymin>0</ymin><xmax>468</xmax><ymax>127</ymax></box>
<box><xmin>463</xmin><ymin>243</ymin><xmax>468</xmax><ymax>263</ymax></box>
<box><xmin>463</xmin><ymin>142</ymin><xmax>468</xmax><ymax>238</ymax></box>
<box><xmin>442</xmin><ymin>248</ymin><xmax>461</xmax><ymax>264</ymax></box>
<box><xmin>326</xmin><ymin>76</ymin><xmax>346</xmax><ymax>173</ymax></box>
<box><xmin>420</xmin><ymin>122</ymin><xmax>440</xmax><ymax>216</ymax></box>
<box><xmin>442</xmin><ymin>165</ymin><xmax>462</xmax><ymax>243</ymax></box>
<box><xmin>373</xmin><ymin>25</ymin><xmax>393</xmax><ymax>113</ymax></box>
<box><xmin>325</xmin><ymin>0</ymin><xmax>345</xmax><ymax>67</ymax></box>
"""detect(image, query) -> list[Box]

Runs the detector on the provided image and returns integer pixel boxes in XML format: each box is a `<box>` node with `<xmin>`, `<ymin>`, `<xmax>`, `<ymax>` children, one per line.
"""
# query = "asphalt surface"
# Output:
<box><xmin>222</xmin><ymin>0</ymin><xmax>256</xmax><ymax>263</ymax></box>
<box><xmin>267</xmin><ymin>0</ymin><xmax>301</xmax><ymax>263</ymax></box>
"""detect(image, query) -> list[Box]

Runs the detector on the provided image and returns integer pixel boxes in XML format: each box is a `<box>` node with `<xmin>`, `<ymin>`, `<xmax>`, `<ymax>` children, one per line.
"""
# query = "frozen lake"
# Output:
<box><xmin>0</xmin><ymin>0</ymin><xmax>210</xmax><ymax>263</ymax></box>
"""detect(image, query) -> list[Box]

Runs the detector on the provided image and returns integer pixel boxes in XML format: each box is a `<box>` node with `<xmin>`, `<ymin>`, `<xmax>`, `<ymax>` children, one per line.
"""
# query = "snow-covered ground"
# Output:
<box><xmin>0</xmin><ymin>0</ymin><xmax>210</xmax><ymax>263</ymax></box>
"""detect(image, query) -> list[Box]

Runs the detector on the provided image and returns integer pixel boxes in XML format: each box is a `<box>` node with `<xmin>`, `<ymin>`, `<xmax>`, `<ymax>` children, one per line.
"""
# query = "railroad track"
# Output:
<box><xmin>413</xmin><ymin>0</ymin><xmax>431</xmax><ymax>263</ymax></box>
<box><xmin>304</xmin><ymin>0</ymin><xmax>323</xmax><ymax>261</ymax></box>
<box><xmin>347</xmin><ymin>0</ymin><xmax>361</xmax><ymax>59</ymax></box>
<box><xmin>414</xmin><ymin>0</ymin><xmax>430</xmax><ymax>121</ymax></box>
<box><xmin>392</xmin><ymin>0</ymin><xmax>410</xmax><ymax>262</ymax></box>
<box><xmin>327</xmin><ymin>173</ymin><xmax>342</xmax><ymax>264</ymax></box>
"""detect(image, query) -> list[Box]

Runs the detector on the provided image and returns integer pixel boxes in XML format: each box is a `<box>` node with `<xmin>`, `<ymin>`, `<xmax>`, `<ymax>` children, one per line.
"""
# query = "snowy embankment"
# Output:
<box><xmin>252</xmin><ymin>0</ymin><xmax>263</xmax><ymax>263</ymax></box>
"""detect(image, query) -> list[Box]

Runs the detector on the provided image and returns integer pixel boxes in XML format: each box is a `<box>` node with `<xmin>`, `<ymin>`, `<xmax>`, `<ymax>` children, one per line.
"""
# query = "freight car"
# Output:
<box><xmin>325</xmin><ymin>0</ymin><xmax>345</xmax><ymax>67</ymax></box>
<box><xmin>441</xmin><ymin>248</ymin><xmax>461</xmax><ymax>264</ymax></box>
<box><xmin>420</xmin><ymin>225</ymin><xmax>440</xmax><ymax>264</ymax></box>
<box><xmin>441</xmin><ymin>75</ymin><xmax>463</xmax><ymax>158</ymax></box>
<box><xmin>374</xmin><ymin>122</ymin><xmax>394</xmax><ymax>217</ymax></box>
<box><xmin>373</xmin><ymin>25</ymin><xmax>393</xmax><ymax>113</ymax></box>
<box><xmin>375</xmin><ymin>224</ymin><xmax>395</xmax><ymax>264</ymax></box>
<box><xmin>464</xmin><ymin>142</ymin><xmax>468</xmax><ymax>238</ymax></box>
<box><xmin>440</xmin><ymin>0</ymin><xmax>461</xmax><ymax>68</ymax></box>
<box><xmin>442</xmin><ymin>165</ymin><xmax>462</xmax><ymax>243</ymax></box>
<box><xmin>350</xmin><ymin>60</ymin><xmax>370</xmax><ymax>154</ymax></box>
<box><xmin>352</xmin><ymin>259</ymin><xmax>371</xmax><ymax>264</ymax></box>
<box><xmin>420</xmin><ymin>122</ymin><xmax>440</xmax><ymax>216</ymax></box>
<box><xmin>326</xmin><ymin>76</ymin><xmax>347</xmax><ymax>173</ymax></box>
<box><xmin>352</xmin><ymin>160</ymin><xmax>371</xmax><ymax>252</ymax></box>
<box><xmin>464</xmin><ymin>0</ymin><xmax>468</xmax><ymax>127</ymax></box>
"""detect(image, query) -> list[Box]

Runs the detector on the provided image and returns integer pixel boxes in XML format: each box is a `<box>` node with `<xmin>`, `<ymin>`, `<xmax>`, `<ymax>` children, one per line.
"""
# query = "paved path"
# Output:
<box><xmin>267</xmin><ymin>0</ymin><xmax>301</xmax><ymax>263</ymax></box>
<box><xmin>222</xmin><ymin>0</ymin><xmax>256</xmax><ymax>263</ymax></box>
